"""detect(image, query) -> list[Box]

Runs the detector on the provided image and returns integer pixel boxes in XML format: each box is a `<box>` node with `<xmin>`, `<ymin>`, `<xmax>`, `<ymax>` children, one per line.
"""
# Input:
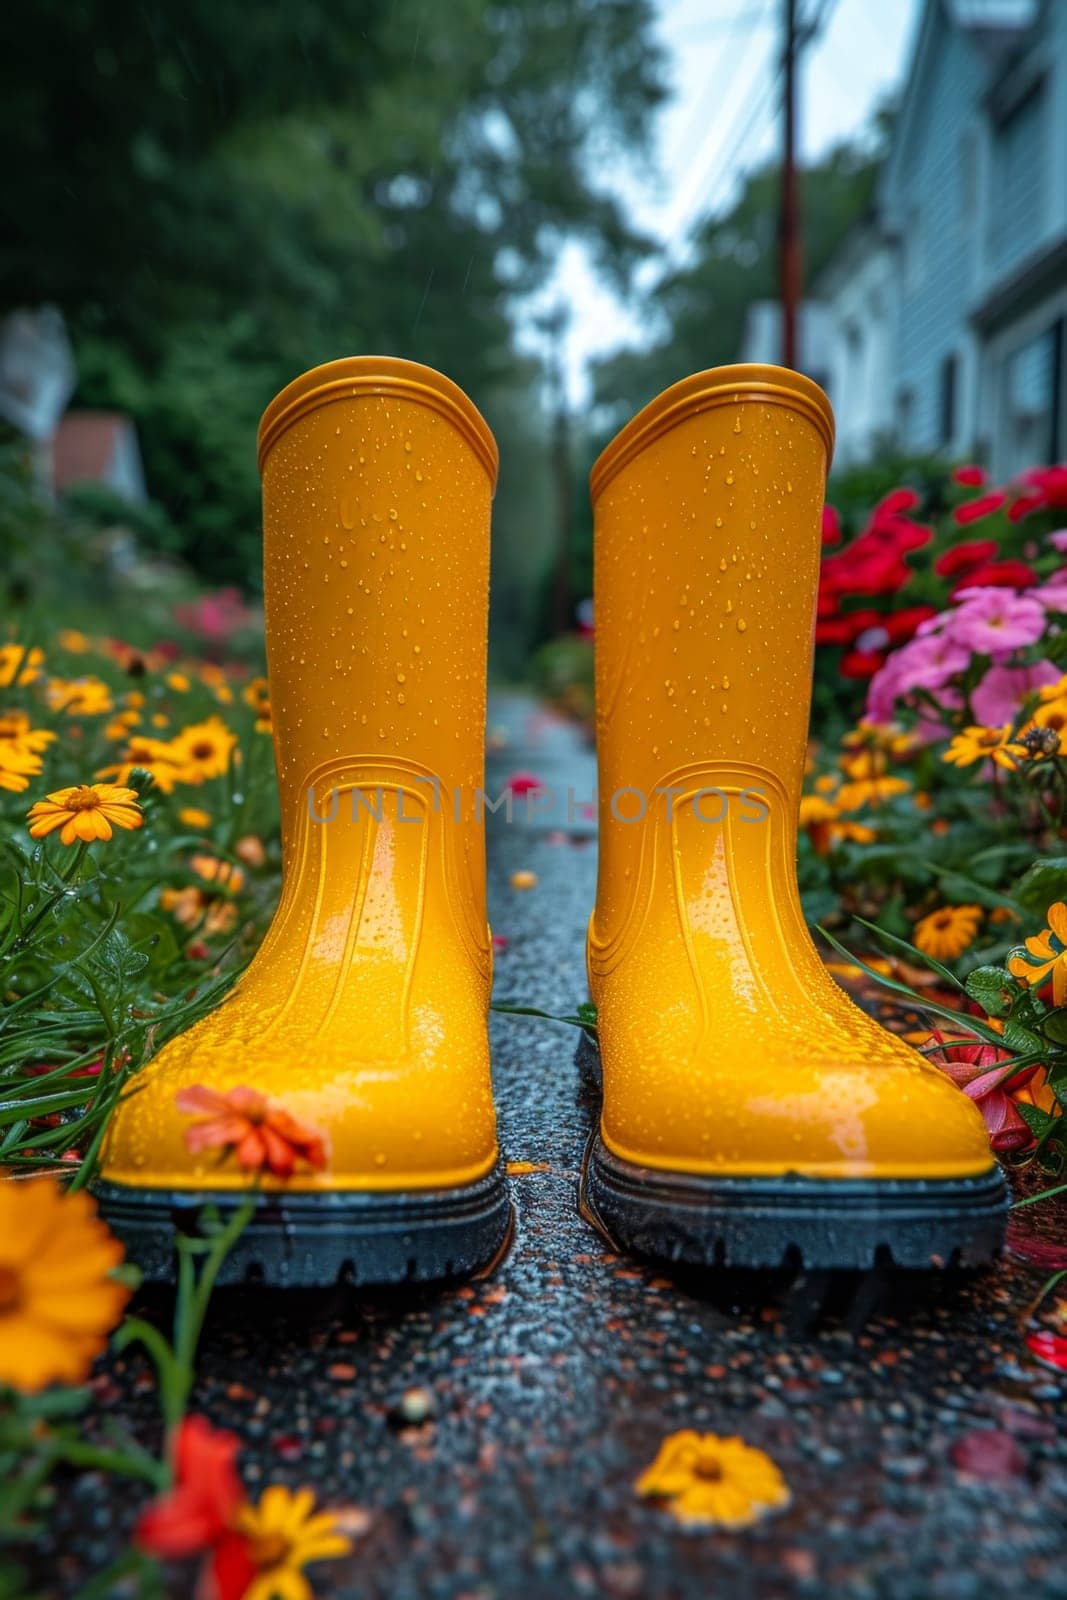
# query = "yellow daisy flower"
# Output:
<box><xmin>57</xmin><ymin>629</ymin><xmax>91</xmax><ymax>653</ymax></box>
<box><xmin>104</xmin><ymin>709</ymin><xmax>142</xmax><ymax>740</ymax></box>
<box><xmin>28</xmin><ymin>783</ymin><xmax>143</xmax><ymax>845</ymax></box>
<box><xmin>913</xmin><ymin>904</ymin><xmax>982</xmax><ymax>962</ymax></box>
<box><xmin>841</xmin><ymin>720</ymin><xmax>916</xmax><ymax>760</ymax></box>
<box><xmin>46</xmin><ymin>676</ymin><xmax>114</xmax><ymax>716</ymax></box>
<box><xmin>0</xmin><ymin>744</ymin><xmax>45</xmax><ymax>793</ymax></box>
<box><xmin>1018</xmin><ymin>696</ymin><xmax>1067</xmax><ymax>753</ymax></box>
<box><xmin>835</xmin><ymin>774</ymin><xmax>910</xmax><ymax>811</ymax></box>
<box><xmin>170</xmin><ymin>716</ymin><xmax>238</xmax><ymax>784</ymax></box>
<box><xmin>1008</xmin><ymin>901</ymin><xmax>1067</xmax><ymax>1005</ymax></box>
<box><xmin>243</xmin><ymin>676</ymin><xmax>273</xmax><ymax>732</ymax></box>
<box><xmin>97</xmin><ymin>734</ymin><xmax>181</xmax><ymax>795</ymax></box>
<box><xmin>636</xmin><ymin>1430</ymin><xmax>790</xmax><ymax>1530</ymax></box>
<box><xmin>0</xmin><ymin>1179</ymin><xmax>129</xmax><ymax>1392</ymax></box>
<box><xmin>0</xmin><ymin>645</ymin><xmax>43</xmax><ymax>688</ymax></box>
<box><xmin>166</xmin><ymin>672</ymin><xmax>191</xmax><ymax>692</ymax></box>
<box><xmin>236</xmin><ymin>1485</ymin><xmax>351</xmax><ymax>1599</ymax></box>
<box><xmin>0</xmin><ymin>711</ymin><xmax>55</xmax><ymax>793</ymax></box>
<box><xmin>0</xmin><ymin>710</ymin><xmax>56</xmax><ymax>757</ymax></box>
<box><xmin>942</xmin><ymin>724</ymin><xmax>1026</xmax><ymax>771</ymax></box>
<box><xmin>178</xmin><ymin>807</ymin><xmax>213</xmax><ymax>830</ymax></box>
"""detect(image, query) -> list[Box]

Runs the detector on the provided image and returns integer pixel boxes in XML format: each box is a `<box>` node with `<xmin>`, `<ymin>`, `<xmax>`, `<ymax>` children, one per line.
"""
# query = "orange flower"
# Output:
<box><xmin>1008</xmin><ymin>902</ymin><xmax>1067</xmax><ymax>1004</ymax></box>
<box><xmin>190</xmin><ymin>854</ymin><xmax>245</xmax><ymax>894</ymax></box>
<box><xmin>176</xmin><ymin>1085</ymin><xmax>329</xmax><ymax>1179</ymax></box>
<box><xmin>0</xmin><ymin>1178</ymin><xmax>129</xmax><ymax>1391</ymax></box>
<box><xmin>234</xmin><ymin>834</ymin><xmax>266</xmax><ymax>869</ymax></box>
<box><xmin>160</xmin><ymin>885</ymin><xmax>238</xmax><ymax>935</ymax></box>
<box><xmin>27</xmin><ymin>783</ymin><xmax>143</xmax><ymax>845</ymax></box>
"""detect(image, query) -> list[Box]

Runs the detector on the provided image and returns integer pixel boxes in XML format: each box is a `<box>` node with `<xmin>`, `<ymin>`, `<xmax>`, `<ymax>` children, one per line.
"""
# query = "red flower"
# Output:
<box><xmin>934</xmin><ymin>539</ymin><xmax>998</xmax><ymax>579</ymax></box>
<box><xmin>1024</xmin><ymin>1331</ymin><xmax>1067</xmax><ymax>1372</ymax></box>
<box><xmin>1008</xmin><ymin>465</ymin><xmax>1067</xmax><ymax>522</ymax></box>
<box><xmin>176</xmin><ymin>1085</ymin><xmax>329</xmax><ymax>1178</ymax></box>
<box><xmin>136</xmin><ymin>1417</ymin><xmax>256</xmax><ymax>1600</ymax></box>
<box><xmin>952</xmin><ymin>491</ymin><xmax>1008</xmax><ymax>525</ymax></box>
<box><xmin>928</xmin><ymin>1033</ymin><xmax>1040</xmax><ymax>1153</ymax></box>
<box><xmin>874</xmin><ymin>487</ymin><xmax>921</xmax><ymax>518</ymax></box>
<box><xmin>952</xmin><ymin>465</ymin><xmax>988</xmax><ymax>488</ymax></box>
<box><xmin>815</xmin><ymin>609</ymin><xmax>883</xmax><ymax>647</ymax></box>
<box><xmin>821</xmin><ymin>505</ymin><xmax>842</xmax><ymax>546</ymax></box>
<box><xmin>504</xmin><ymin>772</ymin><xmax>545</xmax><ymax>796</ymax></box>
<box><xmin>951</xmin><ymin>559</ymin><xmax>1038</xmax><ymax>594</ymax></box>
<box><xmin>840</xmin><ymin>650</ymin><xmax>885</xmax><ymax>679</ymax></box>
<box><xmin>883</xmin><ymin>606</ymin><xmax>938</xmax><ymax>643</ymax></box>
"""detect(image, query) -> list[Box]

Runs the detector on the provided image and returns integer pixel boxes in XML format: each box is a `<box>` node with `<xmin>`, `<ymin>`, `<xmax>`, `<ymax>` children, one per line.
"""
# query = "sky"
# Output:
<box><xmin>520</xmin><ymin>0</ymin><xmax>923</xmax><ymax>403</ymax></box>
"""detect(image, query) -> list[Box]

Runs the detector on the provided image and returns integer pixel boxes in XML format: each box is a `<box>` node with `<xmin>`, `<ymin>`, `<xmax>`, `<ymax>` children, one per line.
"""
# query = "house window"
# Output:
<box><xmin>999</xmin><ymin>326</ymin><xmax>1057</xmax><ymax>477</ymax></box>
<box><xmin>939</xmin><ymin>354</ymin><xmax>958</xmax><ymax>447</ymax></box>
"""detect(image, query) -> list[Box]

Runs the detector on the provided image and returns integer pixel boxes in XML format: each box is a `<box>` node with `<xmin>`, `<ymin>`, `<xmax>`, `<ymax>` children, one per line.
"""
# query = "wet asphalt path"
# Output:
<box><xmin>38</xmin><ymin>692</ymin><xmax>1067</xmax><ymax>1600</ymax></box>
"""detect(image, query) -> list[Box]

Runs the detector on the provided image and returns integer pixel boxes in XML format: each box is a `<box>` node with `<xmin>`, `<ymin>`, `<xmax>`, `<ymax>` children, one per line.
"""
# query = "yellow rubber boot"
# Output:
<box><xmin>582</xmin><ymin>365</ymin><xmax>1007</xmax><ymax>1270</ymax></box>
<box><xmin>98</xmin><ymin>358</ymin><xmax>509</xmax><ymax>1284</ymax></box>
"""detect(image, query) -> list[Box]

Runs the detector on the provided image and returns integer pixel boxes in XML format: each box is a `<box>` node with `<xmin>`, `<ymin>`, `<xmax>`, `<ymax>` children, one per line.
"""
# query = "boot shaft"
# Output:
<box><xmin>257</xmin><ymin>357</ymin><xmax>497</xmax><ymax>824</ymax></box>
<box><xmin>590</xmin><ymin>365</ymin><xmax>834</xmax><ymax>801</ymax></box>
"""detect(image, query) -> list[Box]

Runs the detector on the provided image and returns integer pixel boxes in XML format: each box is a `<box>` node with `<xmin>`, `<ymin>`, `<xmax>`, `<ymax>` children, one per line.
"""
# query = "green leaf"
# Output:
<box><xmin>963</xmin><ymin>966</ymin><xmax>1019</xmax><ymax>1018</ymax></box>
<box><xmin>1001</xmin><ymin>1018</ymin><xmax>1044</xmax><ymax>1054</ymax></box>
<box><xmin>1016</xmin><ymin>1102</ymin><xmax>1055</xmax><ymax>1137</ymax></box>
<box><xmin>1039</xmin><ymin>1008</ymin><xmax>1067</xmax><ymax>1046</ymax></box>
<box><xmin>1013</xmin><ymin>857</ymin><xmax>1067</xmax><ymax>918</ymax></box>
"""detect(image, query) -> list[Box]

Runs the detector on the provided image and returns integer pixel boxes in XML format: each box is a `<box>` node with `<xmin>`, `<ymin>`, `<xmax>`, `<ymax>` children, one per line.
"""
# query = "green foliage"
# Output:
<box><xmin>527</xmin><ymin>632</ymin><xmax>595</xmax><ymax>723</ymax></box>
<box><xmin>0</xmin><ymin>0</ymin><xmax>666</xmax><ymax>590</ymax></box>
<box><xmin>0</xmin><ymin>637</ymin><xmax>278</xmax><ymax>1182</ymax></box>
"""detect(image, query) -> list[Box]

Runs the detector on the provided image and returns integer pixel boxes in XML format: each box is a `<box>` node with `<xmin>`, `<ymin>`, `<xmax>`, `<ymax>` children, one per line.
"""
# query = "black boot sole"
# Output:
<box><xmin>95</xmin><ymin>1166</ymin><xmax>512</xmax><ymax>1287</ymax></box>
<box><xmin>576</xmin><ymin>1032</ymin><xmax>1009</xmax><ymax>1270</ymax></box>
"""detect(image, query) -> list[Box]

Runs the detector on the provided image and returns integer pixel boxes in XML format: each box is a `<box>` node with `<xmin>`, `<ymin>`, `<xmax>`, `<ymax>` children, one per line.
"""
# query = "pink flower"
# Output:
<box><xmin>1048</xmin><ymin>529</ymin><xmax>1067</xmax><ymax>552</ymax></box>
<box><xmin>929</xmin><ymin>1035</ymin><xmax>1039</xmax><ymax>1153</ymax></box>
<box><xmin>1028</xmin><ymin>575</ymin><xmax>1067</xmax><ymax>612</ymax></box>
<box><xmin>864</xmin><ymin>635</ymin><xmax>969</xmax><ymax>723</ymax></box>
<box><xmin>945</xmin><ymin>589</ymin><xmax>1047</xmax><ymax>656</ymax></box>
<box><xmin>972</xmin><ymin>660</ymin><xmax>1063</xmax><ymax>725</ymax></box>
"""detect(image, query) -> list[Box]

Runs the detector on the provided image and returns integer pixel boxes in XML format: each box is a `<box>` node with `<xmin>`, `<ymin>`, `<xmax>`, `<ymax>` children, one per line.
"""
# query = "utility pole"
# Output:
<box><xmin>780</xmin><ymin>0</ymin><xmax>801</xmax><ymax>369</ymax></box>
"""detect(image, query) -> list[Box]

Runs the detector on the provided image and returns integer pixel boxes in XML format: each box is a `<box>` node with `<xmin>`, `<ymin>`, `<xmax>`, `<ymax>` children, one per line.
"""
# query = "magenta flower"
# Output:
<box><xmin>1028</xmin><ymin>575</ymin><xmax>1067</xmax><ymax>612</ymax></box>
<box><xmin>946</xmin><ymin>589</ymin><xmax>1047</xmax><ymax>656</ymax></box>
<box><xmin>972</xmin><ymin>660</ymin><xmax>1063</xmax><ymax>725</ymax></box>
<box><xmin>864</xmin><ymin>634</ymin><xmax>970</xmax><ymax>723</ymax></box>
<box><xmin>1048</xmin><ymin>529</ymin><xmax>1067</xmax><ymax>552</ymax></box>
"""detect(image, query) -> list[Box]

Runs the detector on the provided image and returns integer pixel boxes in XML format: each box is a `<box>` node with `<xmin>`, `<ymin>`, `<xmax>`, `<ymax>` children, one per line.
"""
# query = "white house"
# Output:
<box><xmin>816</xmin><ymin>0</ymin><xmax>1067</xmax><ymax>478</ymax></box>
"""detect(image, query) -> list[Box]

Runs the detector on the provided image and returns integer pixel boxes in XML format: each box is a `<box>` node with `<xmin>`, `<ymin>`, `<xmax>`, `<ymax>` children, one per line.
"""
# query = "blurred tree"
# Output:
<box><xmin>0</xmin><ymin>0</ymin><xmax>665</xmax><ymax>591</ymax></box>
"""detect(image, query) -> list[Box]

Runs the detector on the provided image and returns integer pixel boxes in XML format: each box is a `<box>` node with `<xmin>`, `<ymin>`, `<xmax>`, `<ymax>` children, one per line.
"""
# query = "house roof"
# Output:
<box><xmin>51</xmin><ymin>411</ymin><xmax>130</xmax><ymax>492</ymax></box>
